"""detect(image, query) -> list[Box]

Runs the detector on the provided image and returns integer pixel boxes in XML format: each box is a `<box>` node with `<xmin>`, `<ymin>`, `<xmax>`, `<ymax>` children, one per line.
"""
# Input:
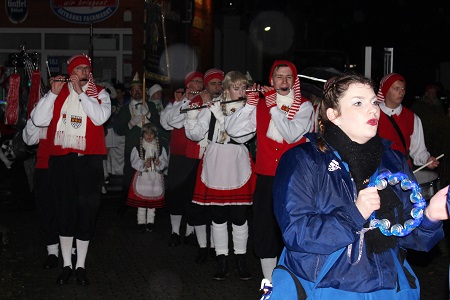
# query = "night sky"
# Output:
<box><xmin>220</xmin><ymin>0</ymin><xmax>450</xmax><ymax>96</ymax></box>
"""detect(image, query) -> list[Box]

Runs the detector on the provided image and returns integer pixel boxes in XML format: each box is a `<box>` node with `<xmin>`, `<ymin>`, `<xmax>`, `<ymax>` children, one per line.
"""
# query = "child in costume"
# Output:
<box><xmin>126</xmin><ymin>123</ymin><xmax>168</xmax><ymax>232</ymax></box>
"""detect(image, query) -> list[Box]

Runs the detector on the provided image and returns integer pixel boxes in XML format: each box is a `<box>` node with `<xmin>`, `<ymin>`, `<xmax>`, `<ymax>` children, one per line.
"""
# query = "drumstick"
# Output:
<box><xmin>413</xmin><ymin>154</ymin><xmax>444</xmax><ymax>174</ymax></box>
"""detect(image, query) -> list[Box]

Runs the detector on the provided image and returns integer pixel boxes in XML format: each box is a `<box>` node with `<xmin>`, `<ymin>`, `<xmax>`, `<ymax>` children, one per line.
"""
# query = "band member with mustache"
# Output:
<box><xmin>225</xmin><ymin>60</ymin><xmax>313</xmax><ymax>282</ymax></box>
<box><xmin>31</xmin><ymin>53</ymin><xmax>111</xmax><ymax>286</ymax></box>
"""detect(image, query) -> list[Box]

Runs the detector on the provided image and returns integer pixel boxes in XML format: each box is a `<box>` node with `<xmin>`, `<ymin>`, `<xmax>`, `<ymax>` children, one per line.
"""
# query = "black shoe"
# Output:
<box><xmin>146</xmin><ymin>223</ymin><xmax>154</xmax><ymax>232</ymax></box>
<box><xmin>75</xmin><ymin>267</ymin><xmax>90</xmax><ymax>286</ymax></box>
<box><xmin>184</xmin><ymin>232</ymin><xmax>197</xmax><ymax>246</ymax></box>
<box><xmin>43</xmin><ymin>254</ymin><xmax>59</xmax><ymax>269</ymax></box>
<box><xmin>168</xmin><ymin>233</ymin><xmax>181</xmax><ymax>246</ymax></box>
<box><xmin>236</xmin><ymin>254</ymin><xmax>252</xmax><ymax>280</ymax></box>
<box><xmin>212</xmin><ymin>255</ymin><xmax>229</xmax><ymax>281</ymax></box>
<box><xmin>56</xmin><ymin>266</ymin><xmax>73</xmax><ymax>285</ymax></box>
<box><xmin>195</xmin><ymin>247</ymin><xmax>208</xmax><ymax>263</ymax></box>
<box><xmin>138</xmin><ymin>224</ymin><xmax>146</xmax><ymax>233</ymax></box>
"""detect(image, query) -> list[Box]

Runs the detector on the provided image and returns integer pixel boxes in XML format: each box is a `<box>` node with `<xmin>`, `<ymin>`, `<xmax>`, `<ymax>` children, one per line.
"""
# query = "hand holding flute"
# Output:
<box><xmin>246</xmin><ymin>83</ymin><xmax>261</xmax><ymax>106</ymax></box>
<box><xmin>49</xmin><ymin>75</ymin><xmax>67</xmax><ymax>95</ymax></box>
<box><xmin>50</xmin><ymin>75</ymin><xmax>87</xmax><ymax>95</ymax></box>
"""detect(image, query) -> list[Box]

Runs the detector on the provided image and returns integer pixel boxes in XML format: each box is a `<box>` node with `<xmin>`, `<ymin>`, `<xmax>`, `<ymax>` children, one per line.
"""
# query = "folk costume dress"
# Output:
<box><xmin>184</xmin><ymin>97</ymin><xmax>256</xmax><ymax>206</ymax></box>
<box><xmin>115</xmin><ymin>97</ymin><xmax>160</xmax><ymax>208</ymax></box>
<box><xmin>126</xmin><ymin>138</ymin><xmax>168</xmax><ymax>209</ymax></box>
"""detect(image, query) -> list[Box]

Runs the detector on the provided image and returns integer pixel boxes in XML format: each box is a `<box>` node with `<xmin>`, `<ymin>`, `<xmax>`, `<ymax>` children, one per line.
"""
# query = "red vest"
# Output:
<box><xmin>47</xmin><ymin>84</ymin><xmax>107</xmax><ymax>156</ymax></box>
<box><xmin>35</xmin><ymin>136</ymin><xmax>51</xmax><ymax>169</ymax></box>
<box><xmin>254</xmin><ymin>101</ymin><xmax>306</xmax><ymax>176</ymax></box>
<box><xmin>377</xmin><ymin>107</ymin><xmax>414</xmax><ymax>156</ymax></box>
<box><xmin>170</xmin><ymin>127</ymin><xmax>200</xmax><ymax>158</ymax></box>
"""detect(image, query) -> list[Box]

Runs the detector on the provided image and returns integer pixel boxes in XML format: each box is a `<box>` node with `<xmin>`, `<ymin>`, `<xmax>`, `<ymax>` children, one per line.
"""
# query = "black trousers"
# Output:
<box><xmin>165</xmin><ymin>154</ymin><xmax>198</xmax><ymax>214</ymax></box>
<box><xmin>165</xmin><ymin>154</ymin><xmax>210</xmax><ymax>226</ymax></box>
<box><xmin>252</xmin><ymin>175</ymin><xmax>284</xmax><ymax>258</ymax></box>
<box><xmin>49</xmin><ymin>154</ymin><xmax>103</xmax><ymax>241</ymax></box>
<box><xmin>34</xmin><ymin>168</ymin><xmax>59</xmax><ymax>246</ymax></box>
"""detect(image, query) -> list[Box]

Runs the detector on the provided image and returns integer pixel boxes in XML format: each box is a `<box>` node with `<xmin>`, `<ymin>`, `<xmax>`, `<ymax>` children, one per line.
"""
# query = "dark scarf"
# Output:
<box><xmin>323</xmin><ymin>122</ymin><xmax>403</xmax><ymax>254</ymax></box>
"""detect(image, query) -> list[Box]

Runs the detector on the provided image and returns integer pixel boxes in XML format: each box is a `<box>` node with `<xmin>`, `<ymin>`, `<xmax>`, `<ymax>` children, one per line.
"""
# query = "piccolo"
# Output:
<box><xmin>175</xmin><ymin>89</ymin><xmax>203</xmax><ymax>94</ymax></box>
<box><xmin>221</xmin><ymin>98</ymin><xmax>246</xmax><ymax>104</ymax></box>
<box><xmin>53</xmin><ymin>78</ymin><xmax>89</xmax><ymax>82</ymax></box>
<box><xmin>246</xmin><ymin>88</ymin><xmax>292</xmax><ymax>92</ymax></box>
<box><xmin>180</xmin><ymin>98</ymin><xmax>246</xmax><ymax>113</ymax></box>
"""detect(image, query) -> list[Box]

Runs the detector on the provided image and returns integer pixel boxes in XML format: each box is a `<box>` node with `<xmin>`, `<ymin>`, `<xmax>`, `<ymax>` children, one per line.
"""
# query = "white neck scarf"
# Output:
<box><xmin>54</xmin><ymin>83</ymin><xmax>88</xmax><ymax>150</ymax></box>
<box><xmin>142</xmin><ymin>139</ymin><xmax>158</xmax><ymax>180</ymax></box>
<box><xmin>266</xmin><ymin>90</ymin><xmax>294</xmax><ymax>143</ymax></box>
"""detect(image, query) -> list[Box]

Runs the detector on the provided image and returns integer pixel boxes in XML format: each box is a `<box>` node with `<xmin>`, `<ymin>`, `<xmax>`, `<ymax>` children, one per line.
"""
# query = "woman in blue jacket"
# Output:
<box><xmin>272</xmin><ymin>72</ymin><xmax>449</xmax><ymax>299</ymax></box>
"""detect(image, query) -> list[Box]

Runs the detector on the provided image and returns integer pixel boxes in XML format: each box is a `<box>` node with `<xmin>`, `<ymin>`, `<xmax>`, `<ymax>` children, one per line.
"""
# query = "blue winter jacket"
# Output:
<box><xmin>273</xmin><ymin>133</ymin><xmax>444</xmax><ymax>293</ymax></box>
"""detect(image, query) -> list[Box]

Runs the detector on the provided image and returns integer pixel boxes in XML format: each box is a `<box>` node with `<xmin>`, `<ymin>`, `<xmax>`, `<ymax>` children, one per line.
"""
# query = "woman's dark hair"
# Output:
<box><xmin>317</xmin><ymin>72</ymin><xmax>375</xmax><ymax>151</ymax></box>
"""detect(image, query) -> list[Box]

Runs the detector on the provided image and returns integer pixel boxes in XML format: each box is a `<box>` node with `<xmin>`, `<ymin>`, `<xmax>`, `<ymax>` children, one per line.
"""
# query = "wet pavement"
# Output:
<box><xmin>0</xmin><ymin>162</ymin><xmax>449</xmax><ymax>299</ymax></box>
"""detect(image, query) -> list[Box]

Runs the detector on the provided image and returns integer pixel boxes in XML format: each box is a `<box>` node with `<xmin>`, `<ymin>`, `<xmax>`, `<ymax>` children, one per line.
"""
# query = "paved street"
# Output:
<box><xmin>0</xmin><ymin>163</ymin><xmax>449</xmax><ymax>299</ymax></box>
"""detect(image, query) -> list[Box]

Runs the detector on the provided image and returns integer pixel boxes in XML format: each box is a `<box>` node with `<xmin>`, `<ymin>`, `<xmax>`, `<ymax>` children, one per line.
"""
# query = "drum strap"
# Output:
<box><xmin>386</xmin><ymin>115</ymin><xmax>410</xmax><ymax>158</ymax></box>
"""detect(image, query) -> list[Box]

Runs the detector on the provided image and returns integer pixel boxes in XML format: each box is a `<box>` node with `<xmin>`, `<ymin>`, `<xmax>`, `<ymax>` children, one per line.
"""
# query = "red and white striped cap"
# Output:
<box><xmin>377</xmin><ymin>73</ymin><xmax>405</xmax><ymax>102</ymax></box>
<box><xmin>203</xmin><ymin>68</ymin><xmax>224</xmax><ymax>86</ymax></box>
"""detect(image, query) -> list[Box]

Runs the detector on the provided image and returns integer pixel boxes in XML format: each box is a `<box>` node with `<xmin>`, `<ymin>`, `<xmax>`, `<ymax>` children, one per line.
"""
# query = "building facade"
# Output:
<box><xmin>0</xmin><ymin>0</ymin><xmax>214</xmax><ymax>87</ymax></box>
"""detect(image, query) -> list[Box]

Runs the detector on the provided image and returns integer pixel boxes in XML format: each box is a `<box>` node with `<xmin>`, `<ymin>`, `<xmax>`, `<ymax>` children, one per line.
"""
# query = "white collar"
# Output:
<box><xmin>380</xmin><ymin>102</ymin><xmax>403</xmax><ymax>116</ymax></box>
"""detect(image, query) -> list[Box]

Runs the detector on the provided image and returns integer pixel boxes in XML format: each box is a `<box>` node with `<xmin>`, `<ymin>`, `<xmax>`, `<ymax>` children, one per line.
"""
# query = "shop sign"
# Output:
<box><xmin>50</xmin><ymin>0</ymin><xmax>119</xmax><ymax>24</ymax></box>
<box><xmin>5</xmin><ymin>0</ymin><xmax>28</xmax><ymax>24</ymax></box>
<box><xmin>47</xmin><ymin>56</ymin><xmax>60</xmax><ymax>74</ymax></box>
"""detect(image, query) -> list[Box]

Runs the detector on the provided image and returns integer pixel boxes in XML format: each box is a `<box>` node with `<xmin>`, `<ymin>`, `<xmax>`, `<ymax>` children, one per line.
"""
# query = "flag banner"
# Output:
<box><xmin>144</xmin><ymin>2</ymin><xmax>170</xmax><ymax>83</ymax></box>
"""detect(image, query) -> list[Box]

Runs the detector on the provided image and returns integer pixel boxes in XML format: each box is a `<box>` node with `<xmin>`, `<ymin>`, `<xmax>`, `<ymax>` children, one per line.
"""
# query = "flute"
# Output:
<box><xmin>180</xmin><ymin>99</ymin><xmax>220</xmax><ymax>113</ymax></box>
<box><xmin>180</xmin><ymin>98</ymin><xmax>246</xmax><ymax>113</ymax></box>
<box><xmin>175</xmin><ymin>89</ymin><xmax>204</xmax><ymax>95</ymax></box>
<box><xmin>53</xmin><ymin>78</ymin><xmax>89</xmax><ymax>82</ymax></box>
<box><xmin>175</xmin><ymin>89</ymin><xmax>222</xmax><ymax>96</ymax></box>
<box><xmin>246</xmin><ymin>87</ymin><xmax>292</xmax><ymax>92</ymax></box>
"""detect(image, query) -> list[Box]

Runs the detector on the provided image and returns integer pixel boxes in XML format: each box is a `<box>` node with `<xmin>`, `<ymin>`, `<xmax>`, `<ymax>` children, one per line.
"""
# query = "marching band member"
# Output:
<box><xmin>31</xmin><ymin>53</ymin><xmax>111</xmax><ymax>285</ymax></box>
<box><xmin>160</xmin><ymin>71</ymin><xmax>208</xmax><ymax>254</ymax></box>
<box><xmin>225</xmin><ymin>60</ymin><xmax>314</xmax><ymax>282</ymax></box>
<box><xmin>184</xmin><ymin>70</ymin><xmax>255</xmax><ymax>281</ymax></box>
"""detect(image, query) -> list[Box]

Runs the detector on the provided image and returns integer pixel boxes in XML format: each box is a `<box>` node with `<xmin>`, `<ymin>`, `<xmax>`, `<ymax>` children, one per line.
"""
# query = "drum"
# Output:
<box><xmin>414</xmin><ymin>170</ymin><xmax>441</xmax><ymax>200</ymax></box>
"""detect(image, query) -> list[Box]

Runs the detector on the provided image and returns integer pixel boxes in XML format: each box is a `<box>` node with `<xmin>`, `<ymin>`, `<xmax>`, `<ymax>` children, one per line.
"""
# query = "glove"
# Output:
<box><xmin>186</xmin><ymin>108</ymin><xmax>200</xmax><ymax>120</ymax></box>
<box><xmin>209</xmin><ymin>101</ymin><xmax>224</xmax><ymax>124</ymax></box>
<box><xmin>246</xmin><ymin>91</ymin><xmax>260</xmax><ymax>106</ymax></box>
<box><xmin>129</xmin><ymin>115</ymin><xmax>143</xmax><ymax>127</ymax></box>
<box><xmin>264</xmin><ymin>90</ymin><xmax>277</xmax><ymax>108</ymax></box>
